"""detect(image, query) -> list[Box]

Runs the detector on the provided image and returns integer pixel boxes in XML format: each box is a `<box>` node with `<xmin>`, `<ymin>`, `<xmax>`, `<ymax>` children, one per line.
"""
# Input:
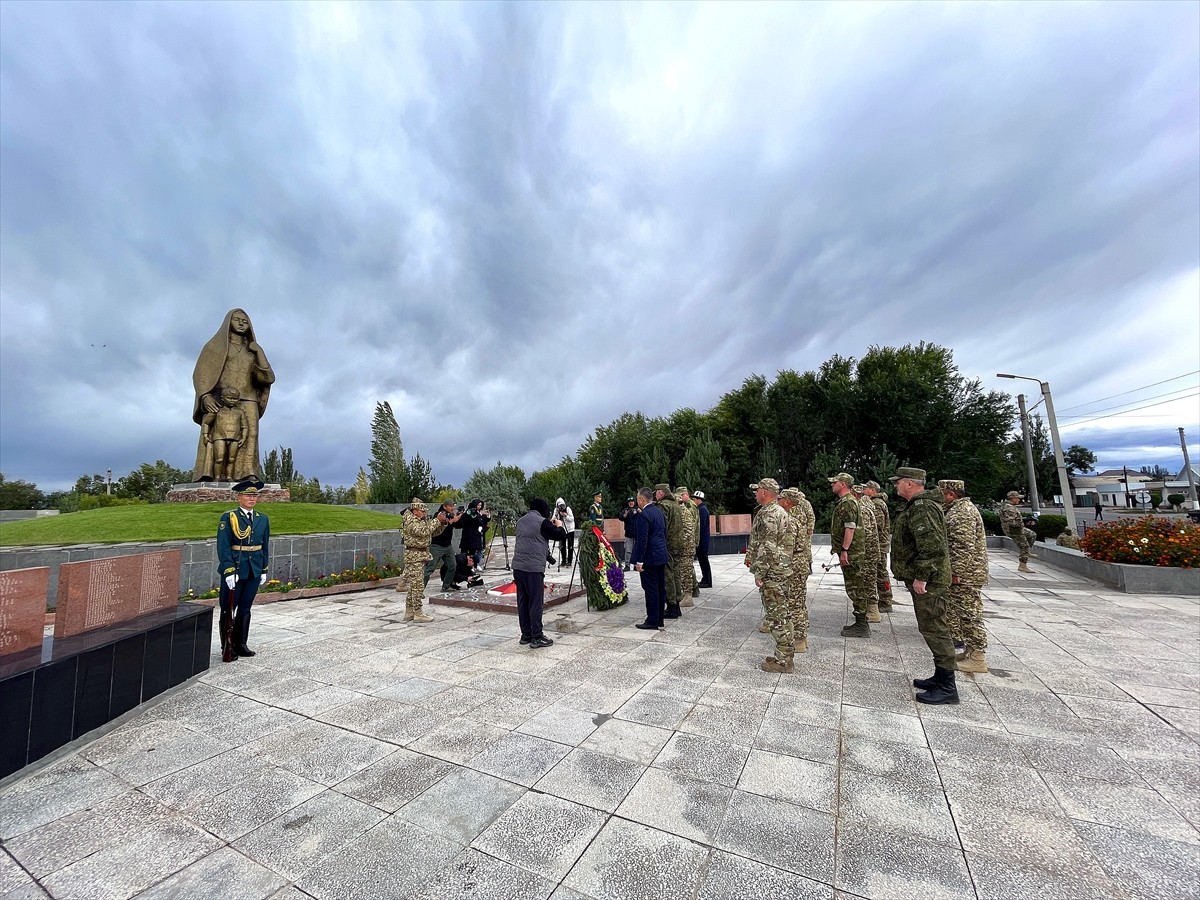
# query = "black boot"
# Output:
<box><xmin>912</xmin><ymin>671</ymin><xmax>937</xmax><ymax>690</ymax></box>
<box><xmin>664</xmin><ymin>602</ymin><xmax>682</xmax><ymax>619</ymax></box>
<box><xmin>915</xmin><ymin>667</ymin><xmax>959</xmax><ymax>704</ymax></box>
<box><xmin>840</xmin><ymin>615</ymin><xmax>870</xmax><ymax>638</ymax></box>
<box><xmin>235</xmin><ymin>612</ymin><xmax>256</xmax><ymax>657</ymax></box>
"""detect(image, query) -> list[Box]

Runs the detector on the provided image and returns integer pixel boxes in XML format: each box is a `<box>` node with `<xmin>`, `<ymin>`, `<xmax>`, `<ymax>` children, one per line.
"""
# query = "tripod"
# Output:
<box><xmin>490</xmin><ymin>513</ymin><xmax>511</xmax><ymax>570</ymax></box>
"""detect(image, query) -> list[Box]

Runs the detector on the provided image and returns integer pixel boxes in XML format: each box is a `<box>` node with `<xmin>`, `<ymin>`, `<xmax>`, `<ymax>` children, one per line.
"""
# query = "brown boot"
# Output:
<box><xmin>1018</xmin><ymin>562</ymin><xmax>1033</xmax><ymax>573</ymax></box>
<box><xmin>681</xmin><ymin>596</ymin><xmax>695</xmax><ymax>608</ymax></box>
<box><xmin>759</xmin><ymin>622</ymin><xmax>771</xmax><ymax>634</ymax></box>
<box><xmin>402</xmin><ymin>609</ymin><xmax>415</xmax><ymax>622</ymax></box>
<box><xmin>958</xmin><ymin>649</ymin><xmax>988</xmax><ymax>674</ymax></box>
<box><xmin>412</xmin><ymin>613</ymin><xmax>433</xmax><ymax>623</ymax></box>
<box><xmin>867</xmin><ymin>602</ymin><xmax>881</xmax><ymax>623</ymax></box>
<box><xmin>795</xmin><ymin>636</ymin><xmax>808</xmax><ymax>654</ymax></box>
<box><xmin>760</xmin><ymin>656</ymin><xmax>794</xmax><ymax>674</ymax></box>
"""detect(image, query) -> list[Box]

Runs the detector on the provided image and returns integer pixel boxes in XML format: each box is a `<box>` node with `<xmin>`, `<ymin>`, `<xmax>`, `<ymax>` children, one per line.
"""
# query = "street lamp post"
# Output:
<box><xmin>998</xmin><ymin>373</ymin><xmax>1077</xmax><ymax>532</ymax></box>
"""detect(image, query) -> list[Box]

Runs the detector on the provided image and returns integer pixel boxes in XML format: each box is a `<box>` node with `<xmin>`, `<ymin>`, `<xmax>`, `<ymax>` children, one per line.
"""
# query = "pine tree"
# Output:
<box><xmin>675</xmin><ymin>429</ymin><xmax>728</xmax><ymax>500</ymax></box>
<box><xmin>368</xmin><ymin>401</ymin><xmax>407</xmax><ymax>503</ymax></box>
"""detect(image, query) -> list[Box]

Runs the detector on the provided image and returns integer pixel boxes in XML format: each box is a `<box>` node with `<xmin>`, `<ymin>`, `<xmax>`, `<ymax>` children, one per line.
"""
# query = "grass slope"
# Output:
<box><xmin>0</xmin><ymin>503</ymin><xmax>402</xmax><ymax>547</ymax></box>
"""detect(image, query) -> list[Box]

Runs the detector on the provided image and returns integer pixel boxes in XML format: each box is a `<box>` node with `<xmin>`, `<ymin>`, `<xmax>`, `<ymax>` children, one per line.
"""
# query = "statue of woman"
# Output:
<box><xmin>191</xmin><ymin>309</ymin><xmax>275</xmax><ymax>482</ymax></box>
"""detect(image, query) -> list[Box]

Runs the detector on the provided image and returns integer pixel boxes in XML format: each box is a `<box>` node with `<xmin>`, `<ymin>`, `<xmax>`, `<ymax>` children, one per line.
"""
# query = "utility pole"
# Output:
<box><xmin>998</xmin><ymin>373</ymin><xmax>1076</xmax><ymax>531</ymax></box>
<box><xmin>1123</xmin><ymin>466</ymin><xmax>1132</xmax><ymax>508</ymax></box>
<box><xmin>106</xmin><ymin>469</ymin><xmax>112</xmax><ymax>496</ymax></box>
<box><xmin>1181</xmin><ymin>428</ymin><xmax>1198</xmax><ymax>510</ymax></box>
<box><xmin>1016</xmin><ymin>394</ymin><xmax>1041</xmax><ymax>513</ymax></box>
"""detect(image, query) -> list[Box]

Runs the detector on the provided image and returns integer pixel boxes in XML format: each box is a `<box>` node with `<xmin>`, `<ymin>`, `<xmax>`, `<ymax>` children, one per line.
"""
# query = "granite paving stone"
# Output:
<box><xmin>964</xmin><ymin>850</ymin><xmax>1125</xmax><ymax>900</ymax></box>
<box><xmin>615</xmin><ymin>766</ymin><xmax>732</xmax><ymax>845</ymax></box>
<box><xmin>232</xmin><ymin>789</ymin><xmax>387</xmax><ymax>882</ymax></box>
<box><xmin>0</xmin><ymin>758</ymin><xmax>128</xmax><ymax>841</ymax></box>
<box><xmin>835</xmin><ymin>822</ymin><xmax>975</xmax><ymax>899</ymax></box>
<box><xmin>1042</xmin><ymin>770</ymin><xmax>1200</xmax><ymax>844</ymax></box>
<box><xmin>408</xmin><ymin>718</ymin><xmax>509</xmax><ymax>764</ymax></box>
<box><xmin>0</xmin><ymin>848</ymin><xmax>48</xmax><ymax>900</ymax></box>
<box><xmin>694</xmin><ymin>849</ymin><xmax>831</xmax><ymax>900</ymax></box>
<box><xmin>613</xmin><ymin>692</ymin><xmax>694</xmax><ymax>730</ymax></box>
<box><xmin>840</xmin><ymin>733</ymin><xmax>940</xmax><ymax>788</ymax></box>
<box><xmin>579</xmin><ymin>718</ymin><xmax>674</xmax><ymax>765</ymax></box>
<box><xmin>134</xmin><ymin>847</ymin><xmax>288</xmax><ymax>900</ymax></box>
<box><xmin>1074</xmin><ymin>820</ymin><xmax>1200</xmax><ymax>900</ymax></box>
<box><xmin>471</xmin><ymin>792</ymin><xmax>607</xmax><ymax>881</ymax></box>
<box><xmin>396</xmin><ymin>767</ymin><xmax>525</xmax><ymax>844</ymax></box>
<box><xmin>516</xmin><ymin>703</ymin><xmax>602</xmax><ymax>745</ymax></box>
<box><xmin>715</xmin><ymin>789</ymin><xmax>836</xmax><ymax>884</ymax></box>
<box><xmin>242</xmin><ymin>718</ymin><xmax>396</xmax><ymax>785</ymax></box>
<box><xmin>652</xmin><ymin>732</ymin><xmax>750</xmax><ymax>788</ymax></box>
<box><xmin>838</xmin><ymin>767</ymin><xmax>957</xmax><ymax>846</ymax></box>
<box><xmin>333</xmin><ymin>747</ymin><xmax>457</xmax><ymax>812</ymax></box>
<box><xmin>738</xmin><ymin>748</ymin><xmax>838</xmax><ymax>814</ymax></box>
<box><xmin>296</xmin><ymin>817</ymin><xmax>463</xmax><ymax>900</ymax></box>
<box><xmin>533</xmin><ymin>747</ymin><xmax>646</xmax><ymax>812</ymax></box>
<box><xmin>465</xmin><ymin>731</ymin><xmax>571</xmax><ymax>786</ymax></box>
<box><xmin>561</xmin><ymin>817</ymin><xmax>709</xmax><ymax>900</ymax></box>
<box><xmin>411</xmin><ymin>848</ymin><xmax>558</xmax><ymax>900</ymax></box>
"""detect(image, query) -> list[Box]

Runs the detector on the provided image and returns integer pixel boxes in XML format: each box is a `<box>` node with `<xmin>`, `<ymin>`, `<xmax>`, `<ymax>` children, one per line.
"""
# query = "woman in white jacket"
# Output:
<box><xmin>554</xmin><ymin>497</ymin><xmax>576</xmax><ymax>567</ymax></box>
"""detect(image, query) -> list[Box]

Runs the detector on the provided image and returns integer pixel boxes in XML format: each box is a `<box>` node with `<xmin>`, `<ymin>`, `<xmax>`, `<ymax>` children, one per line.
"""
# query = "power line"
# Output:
<box><xmin>1060</xmin><ymin>392</ymin><xmax>1200</xmax><ymax>430</ymax></box>
<box><xmin>1056</xmin><ymin>370</ymin><xmax>1200</xmax><ymax>413</ymax></box>
<box><xmin>1059</xmin><ymin>385</ymin><xmax>1200</xmax><ymax>419</ymax></box>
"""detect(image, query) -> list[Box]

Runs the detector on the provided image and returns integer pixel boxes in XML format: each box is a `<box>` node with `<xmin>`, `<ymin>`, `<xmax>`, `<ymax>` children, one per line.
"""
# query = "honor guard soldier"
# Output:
<box><xmin>216</xmin><ymin>477</ymin><xmax>270</xmax><ymax>661</ymax></box>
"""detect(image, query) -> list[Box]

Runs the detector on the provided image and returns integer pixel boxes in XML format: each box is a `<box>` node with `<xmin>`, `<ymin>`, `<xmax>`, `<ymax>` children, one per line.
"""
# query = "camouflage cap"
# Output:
<box><xmin>653</xmin><ymin>483</ymin><xmax>673</xmax><ymax>494</ymax></box>
<box><xmin>676</xmin><ymin>486</ymin><xmax>689</xmax><ymax>495</ymax></box>
<box><xmin>888</xmin><ymin>467</ymin><xmax>927</xmax><ymax>483</ymax></box>
<box><xmin>827</xmin><ymin>472</ymin><xmax>853</xmax><ymax>486</ymax></box>
<box><xmin>780</xmin><ymin>487</ymin><xmax>803</xmax><ymax>502</ymax></box>
<box><xmin>938</xmin><ymin>479</ymin><xmax>966</xmax><ymax>493</ymax></box>
<box><xmin>749</xmin><ymin>477</ymin><xmax>780</xmax><ymax>493</ymax></box>
<box><xmin>851</xmin><ymin>483</ymin><xmax>865</xmax><ymax>493</ymax></box>
<box><xmin>864</xmin><ymin>480</ymin><xmax>881</xmax><ymax>491</ymax></box>
<box><xmin>1006</xmin><ymin>490</ymin><xmax>1024</xmax><ymax>500</ymax></box>
<box><xmin>409</xmin><ymin>498</ymin><xmax>427</xmax><ymax>512</ymax></box>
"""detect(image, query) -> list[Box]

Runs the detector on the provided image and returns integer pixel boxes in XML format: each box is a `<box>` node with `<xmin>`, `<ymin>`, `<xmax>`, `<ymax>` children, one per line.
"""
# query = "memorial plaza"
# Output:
<box><xmin>1</xmin><ymin>547</ymin><xmax>1197</xmax><ymax>900</ymax></box>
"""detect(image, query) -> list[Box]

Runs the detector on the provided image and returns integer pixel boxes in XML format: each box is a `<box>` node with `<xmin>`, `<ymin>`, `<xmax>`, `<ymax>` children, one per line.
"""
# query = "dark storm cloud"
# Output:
<box><xmin>1</xmin><ymin>1</ymin><xmax>1197</xmax><ymax>491</ymax></box>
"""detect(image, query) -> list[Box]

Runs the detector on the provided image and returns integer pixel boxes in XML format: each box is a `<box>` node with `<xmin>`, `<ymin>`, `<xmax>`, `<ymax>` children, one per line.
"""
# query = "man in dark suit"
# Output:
<box><xmin>631</xmin><ymin>487</ymin><xmax>668</xmax><ymax>630</ymax></box>
<box><xmin>693</xmin><ymin>490</ymin><xmax>713</xmax><ymax>588</ymax></box>
<box><xmin>216</xmin><ymin>477</ymin><xmax>270</xmax><ymax>660</ymax></box>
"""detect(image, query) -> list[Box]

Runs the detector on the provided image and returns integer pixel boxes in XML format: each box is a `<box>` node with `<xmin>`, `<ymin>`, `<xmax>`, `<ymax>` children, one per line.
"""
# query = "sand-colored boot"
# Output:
<box><xmin>760</xmin><ymin>656</ymin><xmax>794</xmax><ymax>674</ymax></box>
<box><xmin>955</xmin><ymin>647</ymin><xmax>969</xmax><ymax>661</ymax></box>
<box><xmin>412</xmin><ymin>612</ymin><xmax>434</xmax><ymax>623</ymax></box>
<box><xmin>759</xmin><ymin>621</ymin><xmax>771</xmax><ymax>634</ymax></box>
<box><xmin>867</xmin><ymin>602</ymin><xmax>881</xmax><ymax>623</ymax></box>
<box><xmin>795</xmin><ymin>636</ymin><xmax>808</xmax><ymax>654</ymax></box>
<box><xmin>681</xmin><ymin>596</ymin><xmax>695</xmax><ymax>607</ymax></box>
<box><xmin>1017</xmin><ymin>562</ymin><xmax>1034</xmax><ymax>573</ymax></box>
<box><xmin>958</xmin><ymin>649</ymin><xmax>988</xmax><ymax>674</ymax></box>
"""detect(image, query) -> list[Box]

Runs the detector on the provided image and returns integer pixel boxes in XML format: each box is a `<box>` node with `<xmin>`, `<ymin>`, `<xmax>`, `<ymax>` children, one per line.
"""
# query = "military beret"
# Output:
<box><xmin>938</xmin><ymin>479</ymin><xmax>966</xmax><ymax>493</ymax></box>
<box><xmin>889</xmin><ymin>467</ymin><xmax>927</xmax><ymax>483</ymax></box>
<box><xmin>750</xmin><ymin>477</ymin><xmax>780</xmax><ymax>493</ymax></box>
<box><xmin>827</xmin><ymin>472</ymin><xmax>853</xmax><ymax>486</ymax></box>
<box><xmin>232</xmin><ymin>477</ymin><xmax>265</xmax><ymax>494</ymax></box>
<box><xmin>780</xmin><ymin>487</ymin><xmax>803</xmax><ymax>502</ymax></box>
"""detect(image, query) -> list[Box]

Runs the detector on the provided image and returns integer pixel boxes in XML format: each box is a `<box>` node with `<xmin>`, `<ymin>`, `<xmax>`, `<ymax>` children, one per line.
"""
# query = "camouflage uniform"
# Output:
<box><xmin>830</xmin><ymin>490</ymin><xmax>872</xmax><ymax>621</ymax></box>
<box><xmin>855</xmin><ymin>488</ymin><xmax>882</xmax><ymax>621</ymax></box>
<box><xmin>999</xmin><ymin>499</ymin><xmax>1031</xmax><ymax>565</ymax></box>
<box><xmin>943</xmin><ymin>491</ymin><xmax>989</xmax><ymax>652</ymax></box>
<box><xmin>891</xmin><ymin>485</ymin><xmax>956</xmax><ymax>670</ymax></box>
<box><xmin>748</xmin><ymin>498</ymin><xmax>796</xmax><ymax>666</ymax></box>
<box><xmin>400</xmin><ymin>500</ymin><xmax>447</xmax><ymax>621</ymax></box>
<box><xmin>1056</xmin><ymin>530</ymin><xmax>1081</xmax><ymax>550</ymax></box>
<box><xmin>781</xmin><ymin>488</ymin><xmax>812</xmax><ymax>645</ymax></box>
<box><xmin>676</xmin><ymin>487</ymin><xmax>700</xmax><ymax>602</ymax></box>
<box><xmin>866</xmin><ymin>484</ymin><xmax>895</xmax><ymax>606</ymax></box>
<box><xmin>654</xmin><ymin>484</ymin><xmax>686</xmax><ymax>612</ymax></box>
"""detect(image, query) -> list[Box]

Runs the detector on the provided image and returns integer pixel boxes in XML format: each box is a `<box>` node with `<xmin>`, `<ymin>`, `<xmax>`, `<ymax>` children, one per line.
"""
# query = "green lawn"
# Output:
<box><xmin>0</xmin><ymin>503</ymin><xmax>402</xmax><ymax>547</ymax></box>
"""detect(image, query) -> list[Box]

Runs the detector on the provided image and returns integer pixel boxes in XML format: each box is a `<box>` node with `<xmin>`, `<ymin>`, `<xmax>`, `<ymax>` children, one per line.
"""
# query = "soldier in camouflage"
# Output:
<box><xmin>746</xmin><ymin>478</ymin><xmax>797</xmax><ymax>672</ymax></box>
<box><xmin>863</xmin><ymin>480</ymin><xmax>896</xmax><ymax>609</ymax></box>
<box><xmin>939</xmin><ymin>479</ymin><xmax>990</xmax><ymax>675</ymax></box>
<box><xmin>852</xmin><ymin>484</ymin><xmax>883</xmax><ymax>623</ymax></box>
<box><xmin>676</xmin><ymin>486</ymin><xmax>700</xmax><ymax>605</ymax></box>
<box><xmin>1000</xmin><ymin>490</ymin><xmax>1034</xmax><ymax>572</ymax></box>
<box><xmin>779</xmin><ymin>488</ymin><xmax>812</xmax><ymax>653</ymax></box>
<box><xmin>891</xmin><ymin>467</ymin><xmax>959</xmax><ymax>704</ymax></box>
<box><xmin>829</xmin><ymin>472</ymin><xmax>873</xmax><ymax>637</ymax></box>
<box><xmin>654</xmin><ymin>483</ymin><xmax>685</xmax><ymax>619</ymax></box>
<box><xmin>400</xmin><ymin>499</ymin><xmax>447</xmax><ymax>623</ymax></box>
<box><xmin>1056</xmin><ymin>528</ymin><xmax>1081</xmax><ymax>550</ymax></box>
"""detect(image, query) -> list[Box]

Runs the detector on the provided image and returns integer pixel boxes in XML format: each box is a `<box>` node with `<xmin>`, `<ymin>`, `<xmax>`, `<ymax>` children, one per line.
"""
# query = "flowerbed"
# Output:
<box><xmin>1080</xmin><ymin>517</ymin><xmax>1199</xmax><ymax>568</ymax></box>
<box><xmin>180</xmin><ymin>554</ymin><xmax>402</xmax><ymax>600</ymax></box>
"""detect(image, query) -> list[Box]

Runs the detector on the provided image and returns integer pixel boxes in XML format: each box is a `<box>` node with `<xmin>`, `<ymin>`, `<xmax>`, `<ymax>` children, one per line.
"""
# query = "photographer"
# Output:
<box><xmin>425</xmin><ymin>500</ymin><xmax>464</xmax><ymax>593</ymax></box>
<box><xmin>456</xmin><ymin>498</ymin><xmax>491</xmax><ymax>571</ymax></box>
<box><xmin>554</xmin><ymin>497</ymin><xmax>576</xmax><ymax>567</ymax></box>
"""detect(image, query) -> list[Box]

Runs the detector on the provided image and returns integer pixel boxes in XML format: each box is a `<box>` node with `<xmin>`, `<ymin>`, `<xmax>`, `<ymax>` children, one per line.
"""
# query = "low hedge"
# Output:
<box><xmin>1032</xmin><ymin>514</ymin><xmax>1069</xmax><ymax>542</ymax></box>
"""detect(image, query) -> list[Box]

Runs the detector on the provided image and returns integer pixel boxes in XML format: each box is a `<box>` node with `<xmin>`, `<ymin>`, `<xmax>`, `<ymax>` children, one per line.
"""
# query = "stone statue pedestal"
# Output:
<box><xmin>166</xmin><ymin>483</ymin><xmax>291</xmax><ymax>503</ymax></box>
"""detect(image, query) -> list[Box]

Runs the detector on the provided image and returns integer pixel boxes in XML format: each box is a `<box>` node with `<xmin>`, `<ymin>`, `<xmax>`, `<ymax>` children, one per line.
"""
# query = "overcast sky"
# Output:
<box><xmin>2</xmin><ymin>0</ymin><xmax>1197</xmax><ymax>493</ymax></box>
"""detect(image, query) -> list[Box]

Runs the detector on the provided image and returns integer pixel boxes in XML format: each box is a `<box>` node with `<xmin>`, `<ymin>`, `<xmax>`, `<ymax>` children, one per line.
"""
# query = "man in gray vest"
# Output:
<box><xmin>513</xmin><ymin>498</ymin><xmax>568</xmax><ymax>648</ymax></box>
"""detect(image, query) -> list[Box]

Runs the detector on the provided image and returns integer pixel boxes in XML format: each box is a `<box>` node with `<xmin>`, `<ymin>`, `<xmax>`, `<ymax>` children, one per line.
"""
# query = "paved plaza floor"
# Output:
<box><xmin>2</xmin><ymin>549</ymin><xmax>1198</xmax><ymax>899</ymax></box>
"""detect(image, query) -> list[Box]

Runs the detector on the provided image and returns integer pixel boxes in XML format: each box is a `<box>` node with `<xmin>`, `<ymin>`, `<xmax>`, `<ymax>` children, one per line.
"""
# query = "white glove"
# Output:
<box><xmin>225</xmin><ymin>575</ymin><xmax>237</xmax><ymax>590</ymax></box>
<box><xmin>260</xmin><ymin>574</ymin><xmax>268</xmax><ymax>586</ymax></box>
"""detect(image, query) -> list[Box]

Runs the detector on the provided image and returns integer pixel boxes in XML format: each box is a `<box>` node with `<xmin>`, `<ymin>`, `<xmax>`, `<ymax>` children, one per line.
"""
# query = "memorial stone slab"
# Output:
<box><xmin>0</xmin><ymin>567</ymin><xmax>50</xmax><ymax>656</ymax></box>
<box><xmin>717</xmin><ymin>514</ymin><xmax>752</xmax><ymax>534</ymax></box>
<box><xmin>55</xmin><ymin>550</ymin><xmax>182</xmax><ymax>639</ymax></box>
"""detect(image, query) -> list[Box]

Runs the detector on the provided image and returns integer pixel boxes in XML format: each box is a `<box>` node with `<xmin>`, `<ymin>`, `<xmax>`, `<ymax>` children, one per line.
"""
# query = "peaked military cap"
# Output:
<box><xmin>409</xmin><ymin>498</ymin><xmax>427</xmax><ymax>512</ymax></box>
<box><xmin>676</xmin><ymin>486</ymin><xmax>689</xmax><ymax>495</ymax></box>
<box><xmin>232</xmin><ymin>477</ymin><xmax>265</xmax><ymax>494</ymax></box>
<box><xmin>827</xmin><ymin>472</ymin><xmax>854</xmax><ymax>486</ymax></box>
<box><xmin>750</xmin><ymin>477</ymin><xmax>780</xmax><ymax>493</ymax></box>
<box><xmin>780</xmin><ymin>487</ymin><xmax>803</xmax><ymax>502</ymax></box>
<box><xmin>1006</xmin><ymin>490</ymin><xmax>1024</xmax><ymax>499</ymax></box>
<box><xmin>864</xmin><ymin>480</ymin><xmax>882</xmax><ymax>491</ymax></box>
<box><xmin>654</xmin><ymin>483</ymin><xmax>673</xmax><ymax>493</ymax></box>
<box><xmin>938</xmin><ymin>479</ymin><xmax>966</xmax><ymax>493</ymax></box>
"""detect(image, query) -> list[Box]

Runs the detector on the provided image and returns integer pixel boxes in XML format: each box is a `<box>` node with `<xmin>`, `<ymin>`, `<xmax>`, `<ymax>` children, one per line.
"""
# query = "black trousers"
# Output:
<box><xmin>514</xmin><ymin>569</ymin><xmax>546</xmax><ymax>639</ymax></box>
<box><xmin>219</xmin><ymin>575</ymin><xmax>259</xmax><ymax>620</ymax></box>
<box><xmin>559</xmin><ymin>531</ymin><xmax>576</xmax><ymax>563</ymax></box>
<box><xmin>640</xmin><ymin>564</ymin><xmax>666</xmax><ymax>627</ymax></box>
<box><xmin>696</xmin><ymin>550</ymin><xmax>712</xmax><ymax>586</ymax></box>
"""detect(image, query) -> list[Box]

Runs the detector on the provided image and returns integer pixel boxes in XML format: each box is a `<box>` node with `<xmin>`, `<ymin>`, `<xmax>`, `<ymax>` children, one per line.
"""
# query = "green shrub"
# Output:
<box><xmin>979</xmin><ymin>509</ymin><xmax>1003</xmax><ymax>536</ymax></box>
<box><xmin>1032</xmin><ymin>514</ymin><xmax>1068</xmax><ymax>542</ymax></box>
<box><xmin>1168</xmin><ymin>494</ymin><xmax>1185</xmax><ymax>509</ymax></box>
